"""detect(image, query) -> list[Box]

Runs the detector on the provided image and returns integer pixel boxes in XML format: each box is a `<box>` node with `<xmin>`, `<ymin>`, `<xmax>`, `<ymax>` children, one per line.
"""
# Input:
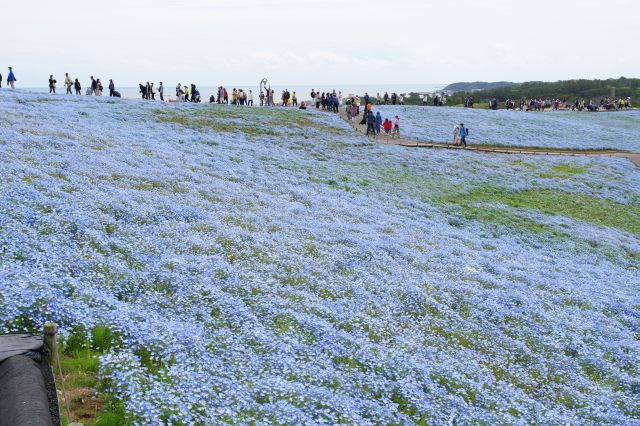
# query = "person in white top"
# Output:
<box><xmin>64</xmin><ymin>73</ymin><xmax>73</xmax><ymax>95</ymax></box>
<box><xmin>248</xmin><ymin>90</ymin><xmax>254</xmax><ymax>106</ymax></box>
<box><xmin>392</xmin><ymin>115</ymin><xmax>400</xmax><ymax>139</ymax></box>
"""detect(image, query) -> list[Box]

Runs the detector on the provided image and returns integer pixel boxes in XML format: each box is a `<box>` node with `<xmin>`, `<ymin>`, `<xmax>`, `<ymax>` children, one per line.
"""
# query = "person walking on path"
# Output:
<box><xmin>64</xmin><ymin>73</ymin><xmax>73</xmax><ymax>94</ymax></box>
<box><xmin>458</xmin><ymin>123</ymin><xmax>468</xmax><ymax>147</ymax></box>
<box><xmin>158</xmin><ymin>82</ymin><xmax>164</xmax><ymax>101</ymax></box>
<box><xmin>453</xmin><ymin>124</ymin><xmax>460</xmax><ymax>146</ymax></box>
<box><xmin>366</xmin><ymin>110</ymin><xmax>376</xmax><ymax>137</ymax></box>
<box><xmin>248</xmin><ymin>90</ymin><xmax>253</xmax><ymax>106</ymax></box>
<box><xmin>48</xmin><ymin>75</ymin><xmax>57</xmax><ymax>93</ymax></box>
<box><xmin>7</xmin><ymin>67</ymin><xmax>16</xmax><ymax>88</ymax></box>
<box><xmin>391</xmin><ymin>115</ymin><xmax>400</xmax><ymax>139</ymax></box>
<box><xmin>74</xmin><ymin>78</ymin><xmax>81</xmax><ymax>95</ymax></box>
<box><xmin>108</xmin><ymin>79</ymin><xmax>115</xmax><ymax>97</ymax></box>
<box><xmin>375</xmin><ymin>111</ymin><xmax>382</xmax><ymax>135</ymax></box>
<box><xmin>350</xmin><ymin>98</ymin><xmax>358</xmax><ymax>121</ymax></box>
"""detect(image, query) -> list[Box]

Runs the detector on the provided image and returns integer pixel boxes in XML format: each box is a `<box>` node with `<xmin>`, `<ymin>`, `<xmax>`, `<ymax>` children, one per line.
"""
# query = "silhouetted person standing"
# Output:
<box><xmin>7</xmin><ymin>67</ymin><xmax>16</xmax><ymax>88</ymax></box>
<box><xmin>90</xmin><ymin>76</ymin><xmax>97</xmax><ymax>95</ymax></box>
<box><xmin>48</xmin><ymin>75</ymin><xmax>57</xmax><ymax>93</ymax></box>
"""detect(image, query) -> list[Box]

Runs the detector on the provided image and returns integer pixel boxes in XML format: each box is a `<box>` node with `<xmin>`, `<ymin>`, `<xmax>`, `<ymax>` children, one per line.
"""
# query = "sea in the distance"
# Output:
<box><xmin>24</xmin><ymin>84</ymin><xmax>444</xmax><ymax>101</ymax></box>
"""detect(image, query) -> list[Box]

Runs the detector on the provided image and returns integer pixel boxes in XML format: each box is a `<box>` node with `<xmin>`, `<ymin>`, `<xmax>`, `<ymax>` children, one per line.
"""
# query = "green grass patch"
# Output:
<box><xmin>154</xmin><ymin>105</ymin><xmax>348</xmax><ymax>136</ymax></box>
<box><xmin>451</xmin><ymin>203</ymin><xmax>566</xmax><ymax>237</ymax></box>
<box><xmin>58</xmin><ymin>325</ymin><xmax>130</xmax><ymax>426</ymax></box>
<box><xmin>552</xmin><ymin>162</ymin><xmax>591</xmax><ymax>175</ymax></box>
<box><xmin>465</xmin><ymin>187</ymin><xmax>639</xmax><ymax>235</ymax></box>
<box><xmin>435</xmin><ymin>183</ymin><xmax>639</xmax><ymax>236</ymax></box>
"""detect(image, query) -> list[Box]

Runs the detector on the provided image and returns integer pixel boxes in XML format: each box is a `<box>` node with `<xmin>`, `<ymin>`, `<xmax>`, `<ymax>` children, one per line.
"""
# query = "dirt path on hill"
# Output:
<box><xmin>334</xmin><ymin>108</ymin><xmax>640</xmax><ymax>167</ymax></box>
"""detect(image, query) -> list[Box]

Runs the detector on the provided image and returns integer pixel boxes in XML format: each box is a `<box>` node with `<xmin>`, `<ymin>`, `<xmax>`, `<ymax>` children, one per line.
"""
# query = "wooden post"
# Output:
<box><xmin>44</xmin><ymin>322</ymin><xmax>75</xmax><ymax>424</ymax></box>
<box><xmin>43</xmin><ymin>322</ymin><xmax>58</xmax><ymax>366</ymax></box>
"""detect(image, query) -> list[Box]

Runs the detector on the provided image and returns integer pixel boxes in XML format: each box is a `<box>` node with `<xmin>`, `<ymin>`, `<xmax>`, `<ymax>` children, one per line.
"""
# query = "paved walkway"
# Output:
<box><xmin>336</xmin><ymin>108</ymin><xmax>640</xmax><ymax>167</ymax></box>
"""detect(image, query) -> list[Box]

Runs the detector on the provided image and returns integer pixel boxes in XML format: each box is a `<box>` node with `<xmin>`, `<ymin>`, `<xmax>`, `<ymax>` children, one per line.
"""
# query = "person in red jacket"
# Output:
<box><xmin>383</xmin><ymin>119</ymin><xmax>392</xmax><ymax>134</ymax></box>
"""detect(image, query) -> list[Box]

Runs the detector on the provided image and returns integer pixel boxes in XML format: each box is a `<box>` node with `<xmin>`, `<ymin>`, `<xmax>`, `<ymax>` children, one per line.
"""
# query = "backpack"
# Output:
<box><xmin>113</xmin><ymin>91</ymin><xmax>121</xmax><ymax>98</ymax></box>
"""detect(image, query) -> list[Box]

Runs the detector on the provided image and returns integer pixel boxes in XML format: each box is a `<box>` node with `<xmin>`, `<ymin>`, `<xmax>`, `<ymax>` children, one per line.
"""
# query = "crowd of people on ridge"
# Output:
<box><xmin>41</xmin><ymin>73</ymin><xmax>118</xmax><ymax>97</ymax></box>
<box><xmin>463</xmin><ymin>95</ymin><xmax>633</xmax><ymax>112</ymax></box>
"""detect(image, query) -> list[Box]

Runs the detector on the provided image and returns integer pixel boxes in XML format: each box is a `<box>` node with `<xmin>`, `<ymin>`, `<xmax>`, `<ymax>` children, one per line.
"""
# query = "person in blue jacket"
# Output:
<box><xmin>7</xmin><ymin>67</ymin><xmax>16</xmax><ymax>88</ymax></box>
<box><xmin>458</xmin><ymin>123</ymin><xmax>469</xmax><ymax>147</ymax></box>
<box><xmin>375</xmin><ymin>111</ymin><xmax>382</xmax><ymax>134</ymax></box>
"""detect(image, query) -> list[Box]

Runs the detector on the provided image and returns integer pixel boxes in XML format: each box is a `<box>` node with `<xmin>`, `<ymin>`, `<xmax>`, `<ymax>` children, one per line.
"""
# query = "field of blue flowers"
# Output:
<box><xmin>0</xmin><ymin>91</ymin><xmax>638</xmax><ymax>424</ymax></box>
<box><xmin>374</xmin><ymin>105</ymin><xmax>640</xmax><ymax>151</ymax></box>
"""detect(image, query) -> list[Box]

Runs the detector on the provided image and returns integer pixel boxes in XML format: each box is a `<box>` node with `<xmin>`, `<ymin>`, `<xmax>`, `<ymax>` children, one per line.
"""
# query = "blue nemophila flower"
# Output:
<box><xmin>0</xmin><ymin>90</ymin><xmax>638</xmax><ymax>424</ymax></box>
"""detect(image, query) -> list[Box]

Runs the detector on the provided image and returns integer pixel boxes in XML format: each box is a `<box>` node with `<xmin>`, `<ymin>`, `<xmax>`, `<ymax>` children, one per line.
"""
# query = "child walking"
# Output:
<box><xmin>391</xmin><ymin>115</ymin><xmax>400</xmax><ymax>139</ymax></box>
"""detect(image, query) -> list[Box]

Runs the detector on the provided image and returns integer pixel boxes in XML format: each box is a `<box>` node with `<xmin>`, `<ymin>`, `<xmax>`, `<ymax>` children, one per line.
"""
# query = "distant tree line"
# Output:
<box><xmin>443</xmin><ymin>77</ymin><xmax>640</xmax><ymax>106</ymax></box>
<box><xmin>443</xmin><ymin>81</ymin><xmax>514</xmax><ymax>92</ymax></box>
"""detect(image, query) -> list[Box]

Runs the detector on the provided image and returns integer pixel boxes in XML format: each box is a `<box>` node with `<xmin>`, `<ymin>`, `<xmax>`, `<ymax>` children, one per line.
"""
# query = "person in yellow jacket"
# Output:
<box><xmin>232</xmin><ymin>88</ymin><xmax>239</xmax><ymax>105</ymax></box>
<box><xmin>184</xmin><ymin>85</ymin><xmax>190</xmax><ymax>102</ymax></box>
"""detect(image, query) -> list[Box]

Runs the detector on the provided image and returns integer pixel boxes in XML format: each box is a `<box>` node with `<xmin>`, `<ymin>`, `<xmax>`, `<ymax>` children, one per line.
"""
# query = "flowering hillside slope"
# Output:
<box><xmin>374</xmin><ymin>105</ymin><xmax>640</xmax><ymax>151</ymax></box>
<box><xmin>0</xmin><ymin>91</ymin><xmax>638</xmax><ymax>424</ymax></box>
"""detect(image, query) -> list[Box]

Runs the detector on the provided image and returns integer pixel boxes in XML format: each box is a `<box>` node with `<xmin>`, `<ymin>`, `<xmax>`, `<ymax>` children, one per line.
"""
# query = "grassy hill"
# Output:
<box><xmin>0</xmin><ymin>91</ymin><xmax>638</xmax><ymax>424</ymax></box>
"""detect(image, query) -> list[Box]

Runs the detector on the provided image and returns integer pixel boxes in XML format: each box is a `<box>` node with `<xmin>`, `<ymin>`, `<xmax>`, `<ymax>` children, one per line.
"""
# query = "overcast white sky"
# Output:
<box><xmin>3</xmin><ymin>0</ymin><xmax>638</xmax><ymax>87</ymax></box>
